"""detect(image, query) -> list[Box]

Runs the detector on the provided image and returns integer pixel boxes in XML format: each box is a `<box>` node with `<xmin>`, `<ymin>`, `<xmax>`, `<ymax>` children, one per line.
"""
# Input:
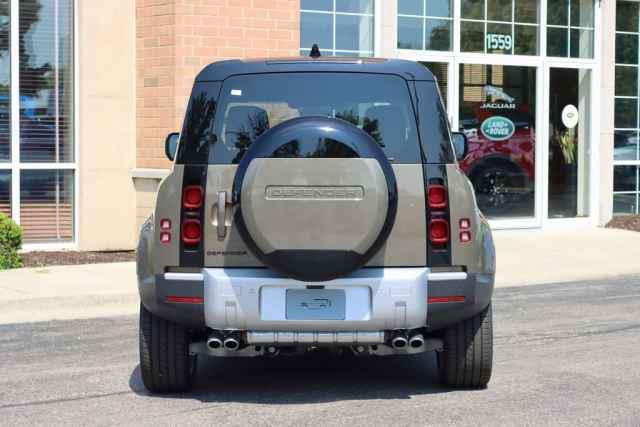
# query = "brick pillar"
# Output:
<box><xmin>136</xmin><ymin>0</ymin><xmax>301</xmax><ymax>170</ymax></box>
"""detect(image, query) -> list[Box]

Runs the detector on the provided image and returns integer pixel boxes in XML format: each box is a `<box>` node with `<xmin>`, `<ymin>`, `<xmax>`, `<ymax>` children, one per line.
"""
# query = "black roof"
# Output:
<box><xmin>195</xmin><ymin>57</ymin><xmax>435</xmax><ymax>82</ymax></box>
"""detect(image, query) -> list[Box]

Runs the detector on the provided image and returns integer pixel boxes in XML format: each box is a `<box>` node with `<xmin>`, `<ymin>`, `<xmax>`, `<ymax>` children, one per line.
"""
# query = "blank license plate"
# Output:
<box><xmin>286</xmin><ymin>289</ymin><xmax>346</xmax><ymax>320</ymax></box>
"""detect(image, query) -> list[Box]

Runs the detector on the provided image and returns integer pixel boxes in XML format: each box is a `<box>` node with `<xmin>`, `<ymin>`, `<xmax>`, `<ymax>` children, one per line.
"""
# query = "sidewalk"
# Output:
<box><xmin>0</xmin><ymin>263</ymin><xmax>138</xmax><ymax>324</ymax></box>
<box><xmin>1</xmin><ymin>227</ymin><xmax>639</xmax><ymax>324</ymax></box>
<box><xmin>493</xmin><ymin>227</ymin><xmax>640</xmax><ymax>287</ymax></box>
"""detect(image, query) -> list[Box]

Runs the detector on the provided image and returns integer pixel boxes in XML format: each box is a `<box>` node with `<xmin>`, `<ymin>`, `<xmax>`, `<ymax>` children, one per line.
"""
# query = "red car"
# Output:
<box><xmin>458</xmin><ymin>104</ymin><xmax>535</xmax><ymax>217</ymax></box>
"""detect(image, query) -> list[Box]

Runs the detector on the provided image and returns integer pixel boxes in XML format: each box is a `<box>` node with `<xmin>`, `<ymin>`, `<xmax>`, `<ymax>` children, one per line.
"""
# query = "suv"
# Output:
<box><xmin>137</xmin><ymin>57</ymin><xmax>496</xmax><ymax>393</ymax></box>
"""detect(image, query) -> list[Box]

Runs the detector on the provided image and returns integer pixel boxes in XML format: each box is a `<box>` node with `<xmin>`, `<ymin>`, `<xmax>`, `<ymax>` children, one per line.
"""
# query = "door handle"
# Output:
<box><xmin>214</xmin><ymin>191</ymin><xmax>228</xmax><ymax>240</ymax></box>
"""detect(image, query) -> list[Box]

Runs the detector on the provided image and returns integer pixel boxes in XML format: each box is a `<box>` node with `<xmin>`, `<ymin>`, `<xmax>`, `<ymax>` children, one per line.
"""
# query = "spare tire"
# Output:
<box><xmin>232</xmin><ymin>117</ymin><xmax>397</xmax><ymax>282</ymax></box>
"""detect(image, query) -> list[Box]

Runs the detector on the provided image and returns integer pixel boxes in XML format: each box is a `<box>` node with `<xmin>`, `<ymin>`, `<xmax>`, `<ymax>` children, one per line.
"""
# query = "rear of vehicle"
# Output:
<box><xmin>137</xmin><ymin>59</ymin><xmax>496</xmax><ymax>393</ymax></box>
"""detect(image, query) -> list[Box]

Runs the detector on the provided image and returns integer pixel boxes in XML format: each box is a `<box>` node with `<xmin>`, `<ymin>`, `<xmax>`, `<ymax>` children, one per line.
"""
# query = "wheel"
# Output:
<box><xmin>470</xmin><ymin>164</ymin><xmax>528</xmax><ymax>216</ymax></box>
<box><xmin>437</xmin><ymin>304</ymin><xmax>493</xmax><ymax>388</ymax></box>
<box><xmin>139</xmin><ymin>303</ymin><xmax>196</xmax><ymax>393</ymax></box>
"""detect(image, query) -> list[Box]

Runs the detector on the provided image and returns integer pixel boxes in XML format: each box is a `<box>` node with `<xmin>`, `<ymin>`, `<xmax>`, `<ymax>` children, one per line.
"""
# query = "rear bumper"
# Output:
<box><xmin>204</xmin><ymin>268</ymin><xmax>429</xmax><ymax>332</ymax></box>
<box><xmin>139</xmin><ymin>268</ymin><xmax>494</xmax><ymax>332</ymax></box>
<box><xmin>426</xmin><ymin>272</ymin><xmax>494</xmax><ymax>331</ymax></box>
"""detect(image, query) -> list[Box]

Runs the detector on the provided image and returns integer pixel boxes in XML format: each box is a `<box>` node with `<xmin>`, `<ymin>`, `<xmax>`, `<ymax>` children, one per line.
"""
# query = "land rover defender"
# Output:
<box><xmin>137</xmin><ymin>57</ymin><xmax>496</xmax><ymax>393</ymax></box>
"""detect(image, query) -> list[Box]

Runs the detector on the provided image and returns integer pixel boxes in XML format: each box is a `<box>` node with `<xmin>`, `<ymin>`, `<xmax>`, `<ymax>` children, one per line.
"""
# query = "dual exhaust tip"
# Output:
<box><xmin>208</xmin><ymin>333</ymin><xmax>424</xmax><ymax>352</ymax></box>
<box><xmin>391</xmin><ymin>334</ymin><xmax>424</xmax><ymax>350</ymax></box>
<box><xmin>206</xmin><ymin>336</ymin><xmax>240</xmax><ymax>351</ymax></box>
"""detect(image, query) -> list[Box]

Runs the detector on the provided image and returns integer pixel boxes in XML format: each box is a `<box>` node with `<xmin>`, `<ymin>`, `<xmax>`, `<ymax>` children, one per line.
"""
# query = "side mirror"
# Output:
<box><xmin>452</xmin><ymin>132</ymin><xmax>468</xmax><ymax>161</ymax></box>
<box><xmin>165</xmin><ymin>133</ymin><xmax>180</xmax><ymax>162</ymax></box>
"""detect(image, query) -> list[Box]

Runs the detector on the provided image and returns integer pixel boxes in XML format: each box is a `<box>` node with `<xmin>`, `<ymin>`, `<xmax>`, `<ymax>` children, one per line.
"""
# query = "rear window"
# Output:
<box><xmin>201</xmin><ymin>73</ymin><xmax>421</xmax><ymax>164</ymax></box>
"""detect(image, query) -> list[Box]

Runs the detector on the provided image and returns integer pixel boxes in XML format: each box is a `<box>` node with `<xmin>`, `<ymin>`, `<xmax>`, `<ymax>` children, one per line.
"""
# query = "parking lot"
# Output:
<box><xmin>2</xmin><ymin>276</ymin><xmax>639</xmax><ymax>426</ymax></box>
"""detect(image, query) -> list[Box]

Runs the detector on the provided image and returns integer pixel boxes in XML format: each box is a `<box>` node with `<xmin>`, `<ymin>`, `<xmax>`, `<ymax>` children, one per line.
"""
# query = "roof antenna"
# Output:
<box><xmin>309</xmin><ymin>44</ymin><xmax>321</xmax><ymax>58</ymax></box>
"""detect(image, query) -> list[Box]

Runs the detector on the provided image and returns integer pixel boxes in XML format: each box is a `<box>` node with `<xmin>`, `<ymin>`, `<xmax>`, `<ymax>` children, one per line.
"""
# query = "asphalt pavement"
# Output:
<box><xmin>1</xmin><ymin>276</ymin><xmax>639</xmax><ymax>426</ymax></box>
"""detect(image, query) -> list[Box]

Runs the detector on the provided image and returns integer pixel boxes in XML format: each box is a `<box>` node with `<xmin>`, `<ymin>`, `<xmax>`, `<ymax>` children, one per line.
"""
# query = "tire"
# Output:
<box><xmin>437</xmin><ymin>304</ymin><xmax>493</xmax><ymax>388</ymax></box>
<box><xmin>139</xmin><ymin>303</ymin><xmax>196</xmax><ymax>393</ymax></box>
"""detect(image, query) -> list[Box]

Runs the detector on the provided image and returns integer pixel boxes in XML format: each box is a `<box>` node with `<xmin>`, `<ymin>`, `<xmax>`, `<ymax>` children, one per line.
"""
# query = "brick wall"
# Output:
<box><xmin>136</xmin><ymin>0</ymin><xmax>300</xmax><ymax>169</ymax></box>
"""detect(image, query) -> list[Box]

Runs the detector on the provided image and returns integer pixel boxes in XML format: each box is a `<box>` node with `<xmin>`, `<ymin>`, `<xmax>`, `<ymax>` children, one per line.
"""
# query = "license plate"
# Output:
<box><xmin>285</xmin><ymin>289</ymin><xmax>346</xmax><ymax>320</ymax></box>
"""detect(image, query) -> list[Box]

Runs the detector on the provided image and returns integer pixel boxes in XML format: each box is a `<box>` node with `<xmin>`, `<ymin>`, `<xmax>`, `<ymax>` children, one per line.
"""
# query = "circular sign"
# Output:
<box><xmin>480</xmin><ymin>116</ymin><xmax>516</xmax><ymax>141</ymax></box>
<box><xmin>562</xmin><ymin>105</ymin><xmax>579</xmax><ymax>129</ymax></box>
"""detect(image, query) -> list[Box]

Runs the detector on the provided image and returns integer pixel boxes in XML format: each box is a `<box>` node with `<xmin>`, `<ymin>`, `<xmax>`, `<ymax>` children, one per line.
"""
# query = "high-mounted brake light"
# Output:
<box><xmin>429</xmin><ymin>219</ymin><xmax>449</xmax><ymax>244</ymax></box>
<box><xmin>428</xmin><ymin>185</ymin><xmax>447</xmax><ymax>209</ymax></box>
<box><xmin>182</xmin><ymin>219</ymin><xmax>202</xmax><ymax>245</ymax></box>
<box><xmin>183</xmin><ymin>185</ymin><xmax>204</xmax><ymax>209</ymax></box>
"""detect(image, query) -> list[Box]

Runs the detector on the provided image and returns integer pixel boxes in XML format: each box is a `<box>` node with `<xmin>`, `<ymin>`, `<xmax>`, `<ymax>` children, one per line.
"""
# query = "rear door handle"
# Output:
<box><xmin>215</xmin><ymin>191</ymin><xmax>227</xmax><ymax>240</ymax></box>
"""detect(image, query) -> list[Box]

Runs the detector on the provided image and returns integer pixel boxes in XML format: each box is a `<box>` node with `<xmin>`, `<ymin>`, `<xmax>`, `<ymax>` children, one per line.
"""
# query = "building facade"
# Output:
<box><xmin>0</xmin><ymin>0</ymin><xmax>631</xmax><ymax>250</ymax></box>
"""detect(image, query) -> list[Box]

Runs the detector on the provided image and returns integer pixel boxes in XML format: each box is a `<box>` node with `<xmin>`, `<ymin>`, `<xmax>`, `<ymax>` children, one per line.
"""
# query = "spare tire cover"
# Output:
<box><xmin>232</xmin><ymin>117</ymin><xmax>398</xmax><ymax>282</ymax></box>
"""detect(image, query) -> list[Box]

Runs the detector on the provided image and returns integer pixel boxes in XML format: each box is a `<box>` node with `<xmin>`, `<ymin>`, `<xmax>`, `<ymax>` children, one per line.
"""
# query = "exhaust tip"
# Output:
<box><xmin>391</xmin><ymin>336</ymin><xmax>408</xmax><ymax>349</ymax></box>
<box><xmin>409</xmin><ymin>335</ymin><xmax>424</xmax><ymax>349</ymax></box>
<box><xmin>206</xmin><ymin>337</ymin><xmax>223</xmax><ymax>350</ymax></box>
<box><xmin>223</xmin><ymin>338</ymin><xmax>240</xmax><ymax>351</ymax></box>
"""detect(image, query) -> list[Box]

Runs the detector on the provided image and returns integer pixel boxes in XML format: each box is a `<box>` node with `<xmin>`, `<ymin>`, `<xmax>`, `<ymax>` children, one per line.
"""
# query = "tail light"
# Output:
<box><xmin>182</xmin><ymin>219</ymin><xmax>202</xmax><ymax>245</ymax></box>
<box><xmin>428</xmin><ymin>185</ymin><xmax>447</xmax><ymax>209</ymax></box>
<box><xmin>183</xmin><ymin>185</ymin><xmax>203</xmax><ymax>209</ymax></box>
<box><xmin>429</xmin><ymin>219</ymin><xmax>449</xmax><ymax>244</ymax></box>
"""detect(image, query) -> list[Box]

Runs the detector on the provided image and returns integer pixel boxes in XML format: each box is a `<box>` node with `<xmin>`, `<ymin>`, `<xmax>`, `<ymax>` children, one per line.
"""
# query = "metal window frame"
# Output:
<box><xmin>7</xmin><ymin>0</ymin><xmax>79</xmax><ymax>251</ymax></box>
<box><xmin>301</xmin><ymin>0</ymin><xmax>375</xmax><ymax>56</ymax></box>
<box><xmin>396</xmin><ymin>0</ymin><xmax>601</xmax><ymax>229</ymax></box>
<box><xmin>613</xmin><ymin>0</ymin><xmax>640</xmax><ymax>215</ymax></box>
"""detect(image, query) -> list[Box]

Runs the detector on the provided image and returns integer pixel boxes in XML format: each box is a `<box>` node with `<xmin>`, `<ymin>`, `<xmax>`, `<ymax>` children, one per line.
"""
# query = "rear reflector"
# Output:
<box><xmin>429</xmin><ymin>219</ymin><xmax>450</xmax><ymax>244</ymax></box>
<box><xmin>183</xmin><ymin>185</ymin><xmax>204</xmax><ymax>209</ymax></box>
<box><xmin>160</xmin><ymin>232</ymin><xmax>171</xmax><ymax>244</ymax></box>
<box><xmin>428</xmin><ymin>296</ymin><xmax>466</xmax><ymax>304</ymax></box>
<box><xmin>428</xmin><ymin>185</ymin><xmax>447</xmax><ymax>209</ymax></box>
<box><xmin>460</xmin><ymin>231</ymin><xmax>472</xmax><ymax>243</ymax></box>
<box><xmin>160</xmin><ymin>218</ymin><xmax>172</xmax><ymax>230</ymax></box>
<box><xmin>182</xmin><ymin>219</ymin><xmax>202</xmax><ymax>245</ymax></box>
<box><xmin>459</xmin><ymin>218</ymin><xmax>471</xmax><ymax>230</ymax></box>
<box><xmin>166</xmin><ymin>296</ymin><xmax>204</xmax><ymax>304</ymax></box>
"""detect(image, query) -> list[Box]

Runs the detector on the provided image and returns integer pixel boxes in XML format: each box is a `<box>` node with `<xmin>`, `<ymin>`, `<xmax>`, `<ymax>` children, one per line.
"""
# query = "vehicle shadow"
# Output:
<box><xmin>129</xmin><ymin>351</ymin><xmax>453</xmax><ymax>404</ymax></box>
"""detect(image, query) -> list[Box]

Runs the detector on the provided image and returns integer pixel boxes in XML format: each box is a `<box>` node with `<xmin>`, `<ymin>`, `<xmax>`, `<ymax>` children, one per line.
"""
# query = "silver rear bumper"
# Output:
<box><xmin>203</xmin><ymin>268</ymin><xmax>430</xmax><ymax>332</ymax></box>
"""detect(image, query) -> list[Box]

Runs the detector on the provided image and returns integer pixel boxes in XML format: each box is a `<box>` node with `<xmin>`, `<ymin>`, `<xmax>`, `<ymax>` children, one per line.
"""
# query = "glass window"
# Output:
<box><xmin>547</xmin><ymin>0</ymin><xmax>594</xmax><ymax>58</ymax></box>
<box><xmin>0</xmin><ymin>1</ymin><xmax>76</xmax><ymax>244</ymax></box>
<box><xmin>300</xmin><ymin>0</ymin><xmax>374</xmax><ymax>56</ymax></box>
<box><xmin>0</xmin><ymin>2</ymin><xmax>9</xmax><ymax>163</ymax></box>
<box><xmin>460</xmin><ymin>0</ymin><xmax>539</xmax><ymax>55</ymax></box>
<box><xmin>19</xmin><ymin>0</ymin><xmax>74</xmax><ymax>163</ymax></box>
<box><xmin>0</xmin><ymin>170</ymin><xmax>9</xmax><ymax>217</ymax></box>
<box><xmin>20</xmin><ymin>170</ymin><xmax>74</xmax><ymax>243</ymax></box>
<box><xmin>614</xmin><ymin>131</ymin><xmax>639</xmax><ymax>161</ymax></box>
<box><xmin>421</xmin><ymin>62</ymin><xmax>449</xmax><ymax>107</ymax></box>
<box><xmin>209</xmin><ymin>73</ymin><xmax>421</xmax><ymax>164</ymax></box>
<box><xmin>617</xmin><ymin>1</ymin><xmax>639</xmax><ymax>33</ymax></box>
<box><xmin>397</xmin><ymin>0</ymin><xmax>453</xmax><ymax>51</ymax></box>
<box><xmin>458</xmin><ymin>64</ymin><xmax>537</xmax><ymax>219</ymax></box>
<box><xmin>614</xmin><ymin>1</ymin><xmax>640</xmax><ymax>215</ymax></box>
<box><xmin>548</xmin><ymin>68</ymin><xmax>591</xmax><ymax>218</ymax></box>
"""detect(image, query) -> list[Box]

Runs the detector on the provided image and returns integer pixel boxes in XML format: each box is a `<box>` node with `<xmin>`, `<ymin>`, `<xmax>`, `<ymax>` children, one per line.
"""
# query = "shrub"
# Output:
<box><xmin>0</xmin><ymin>213</ymin><xmax>22</xmax><ymax>270</ymax></box>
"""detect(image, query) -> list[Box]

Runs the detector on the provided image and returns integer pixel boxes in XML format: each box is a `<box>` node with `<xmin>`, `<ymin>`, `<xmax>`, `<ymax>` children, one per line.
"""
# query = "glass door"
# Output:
<box><xmin>547</xmin><ymin>68</ymin><xmax>591</xmax><ymax>218</ymax></box>
<box><xmin>457</xmin><ymin>63</ymin><xmax>537</xmax><ymax>221</ymax></box>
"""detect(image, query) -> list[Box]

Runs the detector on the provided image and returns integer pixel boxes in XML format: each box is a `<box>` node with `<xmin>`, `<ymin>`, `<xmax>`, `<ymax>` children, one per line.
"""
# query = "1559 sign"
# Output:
<box><xmin>486</xmin><ymin>33</ymin><xmax>512</xmax><ymax>51</ymax></box>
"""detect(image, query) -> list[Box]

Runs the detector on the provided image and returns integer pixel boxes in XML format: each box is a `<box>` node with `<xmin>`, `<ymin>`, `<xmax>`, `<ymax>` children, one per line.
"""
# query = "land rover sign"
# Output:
<box><xmin>480</xmin><ymin>116</ymin><xmax>515</xmax><ymax>141</ymax></box>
